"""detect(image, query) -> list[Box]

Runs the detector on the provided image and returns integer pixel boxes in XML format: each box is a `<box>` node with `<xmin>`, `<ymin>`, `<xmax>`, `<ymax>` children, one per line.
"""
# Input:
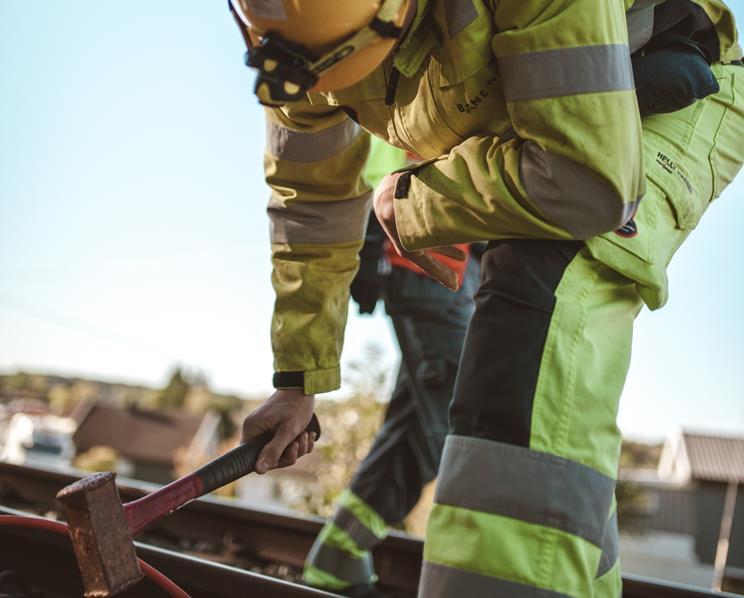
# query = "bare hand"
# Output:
<box><xmin>373</xmin><ymin>172</ymin><xmax>465</xmax><ymax>291</ymax></box>
<box><xmin>241</xmin><ymin>389</ymin><xmax>316</xmax><ymax>474</ymax></box>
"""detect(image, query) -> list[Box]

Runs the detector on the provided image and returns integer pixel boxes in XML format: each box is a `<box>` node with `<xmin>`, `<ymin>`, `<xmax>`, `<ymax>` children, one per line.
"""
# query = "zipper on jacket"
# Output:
<box><xmin>385</xmin><ymin>66</ymin><xmax>401</xmax><ymax>106</ymax></box>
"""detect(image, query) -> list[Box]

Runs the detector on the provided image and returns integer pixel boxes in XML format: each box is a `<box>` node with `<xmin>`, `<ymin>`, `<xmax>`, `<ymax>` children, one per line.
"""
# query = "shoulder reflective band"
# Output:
<box><xmin>626</xmin><ymin>0</ymin><xmax>661</xmax><ymax>53</ymax></box>
<box><xmin>444</xmin><ymin>0</ymin><xmax>478</xmax><ymax>38</ymax></box>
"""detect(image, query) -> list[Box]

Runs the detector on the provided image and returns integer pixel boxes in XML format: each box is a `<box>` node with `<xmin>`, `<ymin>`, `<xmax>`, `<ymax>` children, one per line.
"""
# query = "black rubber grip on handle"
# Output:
<box><xmin>195</xmin><ymin>414</ymin><xmax>321</xmax><ymax>494</ymax></box>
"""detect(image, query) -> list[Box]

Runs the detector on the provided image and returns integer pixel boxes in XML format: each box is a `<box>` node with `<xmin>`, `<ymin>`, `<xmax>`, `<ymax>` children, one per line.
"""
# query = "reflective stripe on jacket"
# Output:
<box><xmin>263</xmin><ymin>0</ymin><xmax>741</xmax><ymax>394</ymax></box>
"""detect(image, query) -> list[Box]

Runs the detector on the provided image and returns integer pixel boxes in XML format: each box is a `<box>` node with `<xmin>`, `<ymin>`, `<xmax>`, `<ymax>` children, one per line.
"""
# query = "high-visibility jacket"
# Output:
<box><xmin>263</xmin><ymin>0</ymin><xmax>741</xmax><ymax>395</ymax></box>
<box><xmin>365</xmin><ymin>139</ymin><xmax>472</xmax><ymax>283</ymax></box>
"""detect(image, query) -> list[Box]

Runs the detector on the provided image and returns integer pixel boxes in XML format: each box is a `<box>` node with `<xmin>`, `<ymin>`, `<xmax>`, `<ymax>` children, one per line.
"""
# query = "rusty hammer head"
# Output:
<box><xmin>56</xmin><ymin>472</ymin><xmax>143</xmax><ymax>597</ymax></box>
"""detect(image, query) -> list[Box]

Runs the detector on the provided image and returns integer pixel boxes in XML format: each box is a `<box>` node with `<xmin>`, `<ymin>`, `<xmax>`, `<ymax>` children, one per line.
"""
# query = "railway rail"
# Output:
<box><xmin>0</xmin><ymin>461</ymin><xmax>739</xmax><ymax>598</ymax></box>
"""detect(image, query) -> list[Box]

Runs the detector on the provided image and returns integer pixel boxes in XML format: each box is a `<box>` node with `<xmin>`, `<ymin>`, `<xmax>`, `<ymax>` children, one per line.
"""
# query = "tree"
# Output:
<box><xmin>281</xmin><ymin>394</ymin><xmax>385</xmax><ymax>517</ymax></box>
<box><xmin>74</xmin><ymin>446</ymin><xmax>119</xmax><ymax>472</ymax></box>
<box><xmin>154</xmin><ymin>367</ymin><xmax>191</xmax><ymax>409</ymax></box>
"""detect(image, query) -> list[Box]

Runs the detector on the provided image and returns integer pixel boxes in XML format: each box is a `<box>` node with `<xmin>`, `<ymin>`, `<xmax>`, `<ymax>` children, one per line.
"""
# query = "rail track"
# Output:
<box><xmin>0</xmin><ymin>461</ymin><xmax>739</xmax><ymax>598</ymax></box>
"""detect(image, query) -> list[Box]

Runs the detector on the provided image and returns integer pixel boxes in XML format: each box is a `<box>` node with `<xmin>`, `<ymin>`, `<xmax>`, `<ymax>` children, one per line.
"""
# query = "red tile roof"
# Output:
<box><xmin>73</xmin><ymin>404</ymin><xmax>203</xmax><ymax>466</ymax></box>
<box><xmin>682</xmin><ymin>431</ymin><xmax>744</xmax><ymax>483</ymax></box>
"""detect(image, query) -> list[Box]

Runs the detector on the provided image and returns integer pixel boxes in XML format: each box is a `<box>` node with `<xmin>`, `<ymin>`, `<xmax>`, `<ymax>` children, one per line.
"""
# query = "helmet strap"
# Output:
<box><xmin>304</xmin><ymin>0</ymin><xmax>406</xmax><ymax>81</ymax></box>
<box><xmin>233</xmin><ymin>0</ymin><xmax>407</xmax><ymax>106</ymax></box>
<box><xmin>247</xmin><ymin>33</ymin><xmax>319</xmax><ymax>106</ymax></box>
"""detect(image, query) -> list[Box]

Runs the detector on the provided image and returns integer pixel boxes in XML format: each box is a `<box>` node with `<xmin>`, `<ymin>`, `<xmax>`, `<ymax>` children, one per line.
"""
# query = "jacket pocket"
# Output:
<box><xmin>642</xmin><ymin>93</ymin><xmax>711</xmax><ymax>229</ymax></box>
<box><xmin>644</xmin><ymin>130</ymin><xmax>704</xmax><ymax>230</ymax></box>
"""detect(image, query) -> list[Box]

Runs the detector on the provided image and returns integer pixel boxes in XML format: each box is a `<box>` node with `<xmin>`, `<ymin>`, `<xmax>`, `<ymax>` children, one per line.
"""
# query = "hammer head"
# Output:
<box><xmin>56</xmin><ymin>472</ymin><xmax>143</xmax><ymax>597</ymax></box>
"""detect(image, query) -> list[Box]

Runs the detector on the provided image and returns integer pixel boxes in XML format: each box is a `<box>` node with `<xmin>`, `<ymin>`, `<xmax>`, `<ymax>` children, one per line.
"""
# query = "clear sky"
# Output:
<box><xmin>1</xmin><ymin>2</ymin><xmax>743</xmax><ymax>440</ymax></box>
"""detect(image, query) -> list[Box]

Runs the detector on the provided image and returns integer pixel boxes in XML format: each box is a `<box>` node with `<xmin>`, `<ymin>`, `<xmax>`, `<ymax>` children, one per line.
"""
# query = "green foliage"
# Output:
<box><xmin>47</xmin><ymin>384</ymin><xmax>74</xmax><ymax>414</ymax></box>
<box><xmin>74</xmin><ymin>445</ymin><xmax>119</xmax><ymax>472</ymax></box>
<box><xmin>620</xmin><ymin>440</ymin><xmax>662</xmax><ymax>469</ymax></box>
<box><xmin>282</xmin><ymin>394</ymin><xmax>386</xmax><ymax>517</ymax></box>
<box><xmin>6</xmin><ymin>372</ymin><xmax>30</xmax><ymax>391</ymax></box>
<box><xmin>616</xmin><ymin>441</ymin><xmax>663</xmax><ymax>534</ymax></box>
<box><xmin>616</xmin><ymin>480</ymin><xmax>651</xmax><ymax>533</ymax></box>
<box><xmin>213</xmin><ymin>401</ymin><xmax>239</xmax><ymax>440</ymax></box>
<box><xmin>279</xmin><ymin>342</ymin><xmax>391</xmax><ymax>517</ymax></box>
<box><xmin>154</xmin><ymin>367</ymin><xmax>191</xmax><ymax>409</ymax></box>
<box><xmin>2</xmin><ymin>367</ymin><xmax>247</xmax><ymax>445</ymax></box>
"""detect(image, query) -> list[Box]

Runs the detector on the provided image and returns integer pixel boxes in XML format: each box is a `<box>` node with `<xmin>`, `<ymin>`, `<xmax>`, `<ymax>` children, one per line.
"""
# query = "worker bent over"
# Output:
<box><xmin>231</xmin><ymin>0</ymin><xmax>744</xmax><ymax>596</ymax></box>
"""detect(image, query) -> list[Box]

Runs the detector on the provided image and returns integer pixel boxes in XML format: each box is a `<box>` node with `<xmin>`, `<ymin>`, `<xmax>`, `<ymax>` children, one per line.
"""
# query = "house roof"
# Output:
<box><xmin>73</xmin><ymin>403</ymin><xmax>204</xmax><ymax>466</ymax></box>
<box><xmin>681</xmin><ymin>431</ymin><xmax>744</xmax><ymax>483</ymax></box>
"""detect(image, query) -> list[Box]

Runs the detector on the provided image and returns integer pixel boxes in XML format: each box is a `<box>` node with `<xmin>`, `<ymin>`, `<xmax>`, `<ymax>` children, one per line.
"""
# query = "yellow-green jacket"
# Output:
<box><xmin>263</xmin><ymin>0</ymin><xmax>741</xmax><ymax>395</ymax></box>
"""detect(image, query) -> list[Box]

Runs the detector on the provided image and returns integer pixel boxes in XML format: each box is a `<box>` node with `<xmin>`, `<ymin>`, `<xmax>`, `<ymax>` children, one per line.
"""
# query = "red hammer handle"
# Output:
<box><xmin>124</xmin><ymin>414</ymin><xmax>321</xmax><ymax>535</ymax></box>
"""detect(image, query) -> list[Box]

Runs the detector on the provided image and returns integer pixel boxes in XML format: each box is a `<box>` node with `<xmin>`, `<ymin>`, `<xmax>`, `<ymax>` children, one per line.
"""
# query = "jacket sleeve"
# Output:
<box><xmin>394</xmin><ymin>0</ymin><xmax>646</xmax><ymax>250</ymax></box>
<box><xmin>265</xmin><ymin>102</ymin><xmax>371</xmax><ymax>394</ymax></box>
<box><xmin>691</xmin><ymin>0</ymin><xmax>742</xmax><ymax>63</ymax></box>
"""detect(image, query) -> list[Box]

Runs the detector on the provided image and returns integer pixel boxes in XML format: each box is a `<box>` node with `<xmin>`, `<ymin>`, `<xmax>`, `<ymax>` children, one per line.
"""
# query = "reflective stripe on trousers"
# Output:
<box><xmin>303</xmin><ymin>490</ymin><xmax>385</xmax><ymax>589</ymax></box>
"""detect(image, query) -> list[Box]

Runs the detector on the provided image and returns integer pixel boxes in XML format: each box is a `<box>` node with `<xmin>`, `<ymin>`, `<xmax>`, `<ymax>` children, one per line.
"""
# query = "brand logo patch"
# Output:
<box><xmin>656</xmin><ymin>151</ymin><xmax>693</xmax><ymax>195</ymax></box>
<box><xmin>456</xmin><ymin>76</ymin><xmax>499</xmax><ymax>114</ymax></box>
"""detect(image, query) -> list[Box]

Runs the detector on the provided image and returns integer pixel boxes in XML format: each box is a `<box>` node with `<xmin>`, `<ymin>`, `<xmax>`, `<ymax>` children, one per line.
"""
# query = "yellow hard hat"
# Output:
<box><xmin>229</xmin><ymin>0</ymin><xmax>416</xmax><ymax>106</ymax></box>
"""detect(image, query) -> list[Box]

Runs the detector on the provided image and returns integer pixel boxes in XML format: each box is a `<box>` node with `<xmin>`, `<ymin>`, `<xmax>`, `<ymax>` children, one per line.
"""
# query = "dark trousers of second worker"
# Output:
<box><xmin>303</xmin><ymin>258</ymin><xmax>479</xmax><ymax>592</ymax></box>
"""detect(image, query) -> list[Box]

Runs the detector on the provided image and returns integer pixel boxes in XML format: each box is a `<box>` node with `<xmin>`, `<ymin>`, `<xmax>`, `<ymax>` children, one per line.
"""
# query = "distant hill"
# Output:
<box><xmin>0</xmin><ymin>369</ymin><xmax>259</xmax><ymax>420</ymax></box>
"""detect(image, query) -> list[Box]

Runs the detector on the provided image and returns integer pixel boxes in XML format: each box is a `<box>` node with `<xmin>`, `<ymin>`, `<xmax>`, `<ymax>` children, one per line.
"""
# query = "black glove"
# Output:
<box><xmin>351</xmin><ymin>255</ymin><xmax>385</xmax><ymax>314</ymax></box>
<box><xmin>633</xmin><ymin>40</ymin><xmax>719</xmax><ymax>117</ymax></box>
<box><xmin>350</xmin><ymin>216</ymin><xmax>388</xmax><ymax>315</ymax></box>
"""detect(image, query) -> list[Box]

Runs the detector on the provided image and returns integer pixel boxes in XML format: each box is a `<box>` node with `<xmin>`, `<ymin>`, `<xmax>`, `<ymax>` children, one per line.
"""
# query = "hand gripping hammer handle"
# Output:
<box><xmin>124</xmin><ymin>414</ymin><xmax>321</xmax><ymax>535</ymax></box>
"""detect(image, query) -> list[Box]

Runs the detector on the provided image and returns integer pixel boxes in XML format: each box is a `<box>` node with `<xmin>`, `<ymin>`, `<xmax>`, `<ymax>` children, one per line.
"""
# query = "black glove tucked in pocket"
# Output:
<box><xmin>633</xmin><ymin>39</ymin><xmax>720</xmax><ymax>118</ymax></box>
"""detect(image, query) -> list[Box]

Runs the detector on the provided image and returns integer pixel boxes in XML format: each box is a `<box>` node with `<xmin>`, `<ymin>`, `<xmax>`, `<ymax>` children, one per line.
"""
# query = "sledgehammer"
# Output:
<box><xmin>56</xmin><ymin>414</ymin><xmax>321</xmax><ymax>597</ymax></box>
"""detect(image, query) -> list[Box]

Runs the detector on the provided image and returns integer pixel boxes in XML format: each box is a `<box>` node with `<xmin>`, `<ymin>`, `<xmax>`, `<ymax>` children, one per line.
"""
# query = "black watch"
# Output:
<box><xmin>272</xmin><ymin>371</ymin><xmax>304</xmax><ymax>390</ymax></box>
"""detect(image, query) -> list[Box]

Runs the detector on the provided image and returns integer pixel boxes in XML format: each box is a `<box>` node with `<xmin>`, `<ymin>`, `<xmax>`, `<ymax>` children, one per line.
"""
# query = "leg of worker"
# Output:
<box><xmin>420</xmin><ymin>239</ymin><xmax>641</xmax><ymax>598</ymax></box>
<box><xmin>420</xmin><ymin>62</ymin><xmax>744</xmax><ymax>598</ymax></box>
<box><xmin>588</xmin><ymin>64</ymin><xmax>744</xmax><ymax>593</ymax></box>
<box><xmin>303</xmin><ymin>259</ymin><xmax>478</xmax><ymax>592</ymax></box>
<box><xmin>351</xmin><ymin>258</ymin><xmax>479</xmax><ymax>520</ymax></box>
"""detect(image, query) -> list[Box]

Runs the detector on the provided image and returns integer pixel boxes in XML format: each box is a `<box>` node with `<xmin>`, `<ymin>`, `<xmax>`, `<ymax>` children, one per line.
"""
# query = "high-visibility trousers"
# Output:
<box><xmin>420</xmin><ymin>62</ymin><xmax>744</xmax><ymax>598</ymax></box>
<box><xmin>304</xmin><ymin>258</ymin><xmax>479</xmax><ymax>591</ymax></box>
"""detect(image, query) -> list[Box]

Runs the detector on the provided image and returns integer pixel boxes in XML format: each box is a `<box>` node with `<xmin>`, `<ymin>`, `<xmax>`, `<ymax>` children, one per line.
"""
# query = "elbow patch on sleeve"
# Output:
<box><xmin>519</xmin><ymin>141</ymin><xmax>641</xmax><ymax>239</ymax></box>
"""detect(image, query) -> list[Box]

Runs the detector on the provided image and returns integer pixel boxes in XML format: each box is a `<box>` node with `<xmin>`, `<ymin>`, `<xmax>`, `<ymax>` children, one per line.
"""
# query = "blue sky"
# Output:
<box><xmin>1</xmin><ymin>2</ymin><xmax>743</xmax><ymax>440</ymax></box>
